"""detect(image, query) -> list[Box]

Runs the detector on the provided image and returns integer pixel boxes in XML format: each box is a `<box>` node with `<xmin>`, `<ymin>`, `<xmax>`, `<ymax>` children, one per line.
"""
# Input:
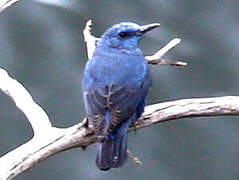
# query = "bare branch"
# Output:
<box><xmin>127</xmin><ymin>150</ymin><xmax>142</xmax><ymax>166</ymax></box>
<box><xmin>0</xmin><ymin>0</ymin><xmax>19</xmax><ymax>12</ymax></box>
<box><xmin>145</xmin><ymin>38</ymin><xmax>181</xmax><ymax>60</ymax></box>
<box><xmin>134</xmin><ymin>96</ymin><xmax>239</xmax><ymax>129</ymax></box>
<box><xmin>0</xmin><ymin>121</ymin><xmax>95</xmax><ymax>180</ymax></box>
<box><xmin>145</xmin><ymin>38</ymin><xmax>187</xmax><ymax>66</ymax></box>
<box><xmin>147</xmin><ymin>58</ymin><xmax>187</xmax><ymax>66</ymax></box>
<box><xmin>1</xmin><ymin>90</ymin><xmax>239</xmax><ymax>179</ymax></box>
<box><xmin>83</xmin><ymin>19</ymin><xmax>100</xmax><ymax>59</ymax></box>
<box><xmin>0</xmin><ymin>68</ymin><xmax>52</xmax><ymax>135</ymax></box>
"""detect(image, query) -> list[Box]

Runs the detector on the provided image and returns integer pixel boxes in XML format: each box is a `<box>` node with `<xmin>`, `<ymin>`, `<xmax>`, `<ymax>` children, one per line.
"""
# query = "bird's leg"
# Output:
<box><xmin>131</xmin><ymin>122</ymin><xmax>137</xmax><ymax>134</ymax></box>
<box><xmin>97</xmin><ymin>132</ymin><xmax>114</xmax><ymax>142</ymax></box>
<box><xmin>97</xmin><ymin>135</ymin><xmax>105</xmax><ymax>142</ymax></box>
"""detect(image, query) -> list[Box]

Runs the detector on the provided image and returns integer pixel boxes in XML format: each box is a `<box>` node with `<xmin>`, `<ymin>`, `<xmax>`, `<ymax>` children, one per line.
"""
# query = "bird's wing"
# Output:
<box><xmin>84</xmin><ymin>75</ymin><xmax>151</xmax><ymax>136</ymax></box>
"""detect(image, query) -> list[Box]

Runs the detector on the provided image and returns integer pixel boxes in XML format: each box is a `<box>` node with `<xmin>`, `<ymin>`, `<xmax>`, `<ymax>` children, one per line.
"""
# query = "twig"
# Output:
<box><xmin>0</xmin><ymin>0</ymin><xmax>19</xmax><ymax>12</ymax></box>
<box><xmin>145</xmin><ymin>38</ymin><xmax>187</xmax><ymax>66</ymax></box>
<box><xmin>147</xmin><ymin>58</ymin><xmax>187</xmax><ymax>66</ymax></box>
<box><xmin>145</xmin><ymin>38</ymin><xmax>181</xmax><ymax>60</ymax></box>
<box><xmin>83</xmin><ymin>19</ymin><xmax>98</xmax><ymax>59</ymax></box>
<box><xmin>127</xmin><ymin>150</ymin><xmax>142</xmax><ymax>166</ymax></box>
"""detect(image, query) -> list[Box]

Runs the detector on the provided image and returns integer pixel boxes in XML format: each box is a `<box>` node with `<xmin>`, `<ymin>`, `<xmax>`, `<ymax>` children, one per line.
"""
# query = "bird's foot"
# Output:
<box><xmin>97</xmin><ymin>135</ymin><xmax>105</xmax><ymax>142</ymax></box>
<box><xmin>97</xmin><ymin>134</ymin><xmax>114</xmax><ymax>142</ymax></box>
<box><xmin>81</xmin><ymin>145</ymin><xmax>87</xmax><ymax>151</ymax></box>
<box><xmin>131</xmin><ymin>122</ymin><xmax>137</xmax><ymax>134</ymax></box>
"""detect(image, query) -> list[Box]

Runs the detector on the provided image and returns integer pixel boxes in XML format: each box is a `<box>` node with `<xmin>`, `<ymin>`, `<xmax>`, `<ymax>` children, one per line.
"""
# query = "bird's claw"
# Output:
<box><xmin>97</xmin><ymin>136</ymin><xmax>105</xmax><ymax>142</ymax></box>
<box><xmin>81</xmin><ymin>145</ymin><xmax>87</xmax><ymax>151</ymax></box>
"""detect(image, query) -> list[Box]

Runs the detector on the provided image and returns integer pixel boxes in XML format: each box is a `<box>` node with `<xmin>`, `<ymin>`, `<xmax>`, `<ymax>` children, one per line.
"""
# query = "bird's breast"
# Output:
<box><xmin>88</xmin><ymin>53</ymin><xmax>147</xmax><ymax>87</ymax></box>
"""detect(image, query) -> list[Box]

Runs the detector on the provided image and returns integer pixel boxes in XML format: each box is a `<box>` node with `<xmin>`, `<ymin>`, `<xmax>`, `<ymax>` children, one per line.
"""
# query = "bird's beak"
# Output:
<box><xmin>139</xmin><ymin>23</ymin><xmax>160</xmax><ymax>35</ymax></box>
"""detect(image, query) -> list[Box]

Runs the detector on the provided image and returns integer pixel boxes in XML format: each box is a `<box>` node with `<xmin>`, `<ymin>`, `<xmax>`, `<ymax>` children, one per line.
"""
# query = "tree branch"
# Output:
<box><xmin>0</xmin><ymin>71</ymin><xmax>239</xmax><ymax>179</ymax></box>
<box><xmin>0</xmin><ymin>0</ymin><xmax>19</xmax><ymax>12</ymax></box>
<box><xmin>134</xmin><ymin>96</ymin><xmax>239</xmax><ymax>129</ymax></box>
<box><xmin>0</xmin><ymin>10</ymin><xmax>237</xmax><ymax>180</ymax></box>
<box><xmin>145</xmin><ymin>38</ymin><xmax>187</xmax><ymax>66</ymax></box>
<box><xmin>0</xmin><ymin>69</ymin><xmax>52</xmax><ymax>135</ymax></box>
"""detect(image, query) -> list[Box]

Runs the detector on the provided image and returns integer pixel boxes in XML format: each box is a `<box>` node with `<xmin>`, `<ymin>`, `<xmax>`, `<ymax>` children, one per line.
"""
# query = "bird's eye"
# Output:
<box><xmin>119</xmin><ymin>32</ymin><xmax>127</xmax><ymax>38</ymax></box>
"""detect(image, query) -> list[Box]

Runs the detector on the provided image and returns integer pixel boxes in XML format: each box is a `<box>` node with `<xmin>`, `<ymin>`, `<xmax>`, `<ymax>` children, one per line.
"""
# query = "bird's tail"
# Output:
<box><xmin>96</xmin><ymin>115</ymin><xmax>128</xmax><ymax>171</ymax></box>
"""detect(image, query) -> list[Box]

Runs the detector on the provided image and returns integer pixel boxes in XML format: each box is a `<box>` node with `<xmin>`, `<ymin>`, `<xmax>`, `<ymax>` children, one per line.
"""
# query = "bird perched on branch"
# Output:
<box><xmin>83</xmin><ymin>22</ymin><xmax>159</xmax><ymax>170</ymax></box>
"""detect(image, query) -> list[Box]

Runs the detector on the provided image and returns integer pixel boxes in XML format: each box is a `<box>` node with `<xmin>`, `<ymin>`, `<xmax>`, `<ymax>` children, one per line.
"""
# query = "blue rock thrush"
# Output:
<box><xmin>83</xmin><ymin>22</ymin><xmax>159</xmax><ymax>170</ymax></box>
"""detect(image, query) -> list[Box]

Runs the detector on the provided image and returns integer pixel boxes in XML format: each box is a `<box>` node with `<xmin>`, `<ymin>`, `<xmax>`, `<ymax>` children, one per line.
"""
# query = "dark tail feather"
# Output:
<box><xmin>96</xmin><ymin>123</ymin><xmax>128</xmax><ymax>171</ymax></box>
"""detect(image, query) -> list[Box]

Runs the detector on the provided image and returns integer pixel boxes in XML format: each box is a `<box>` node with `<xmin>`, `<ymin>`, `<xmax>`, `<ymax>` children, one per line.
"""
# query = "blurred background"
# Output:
<box><xmin>0</xmin><ymin>0</ymin><xmax>239</xmax><ymax>179</ymax></box>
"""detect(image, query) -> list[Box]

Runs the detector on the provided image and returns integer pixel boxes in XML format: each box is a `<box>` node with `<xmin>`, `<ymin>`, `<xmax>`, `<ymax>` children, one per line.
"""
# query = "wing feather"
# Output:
<box><xmin>84</xmin><ymin>81</ymin><xmax>149</xmax><ymax>135</ymax></box>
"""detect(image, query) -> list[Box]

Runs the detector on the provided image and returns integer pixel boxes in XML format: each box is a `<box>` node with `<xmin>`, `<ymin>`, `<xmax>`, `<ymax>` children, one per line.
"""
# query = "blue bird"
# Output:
<box><xmin>83</xmin><ymin>22</ymin><xmax>159</xmax><ymax>170</ymax></box>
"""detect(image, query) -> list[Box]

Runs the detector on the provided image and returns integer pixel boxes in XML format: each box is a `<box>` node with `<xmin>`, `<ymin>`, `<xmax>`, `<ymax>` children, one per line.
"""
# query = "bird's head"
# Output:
<box><xmin>98</xmin><ymin>22</ymin><xmax>160</xmax><ymax>52</ymax></box>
